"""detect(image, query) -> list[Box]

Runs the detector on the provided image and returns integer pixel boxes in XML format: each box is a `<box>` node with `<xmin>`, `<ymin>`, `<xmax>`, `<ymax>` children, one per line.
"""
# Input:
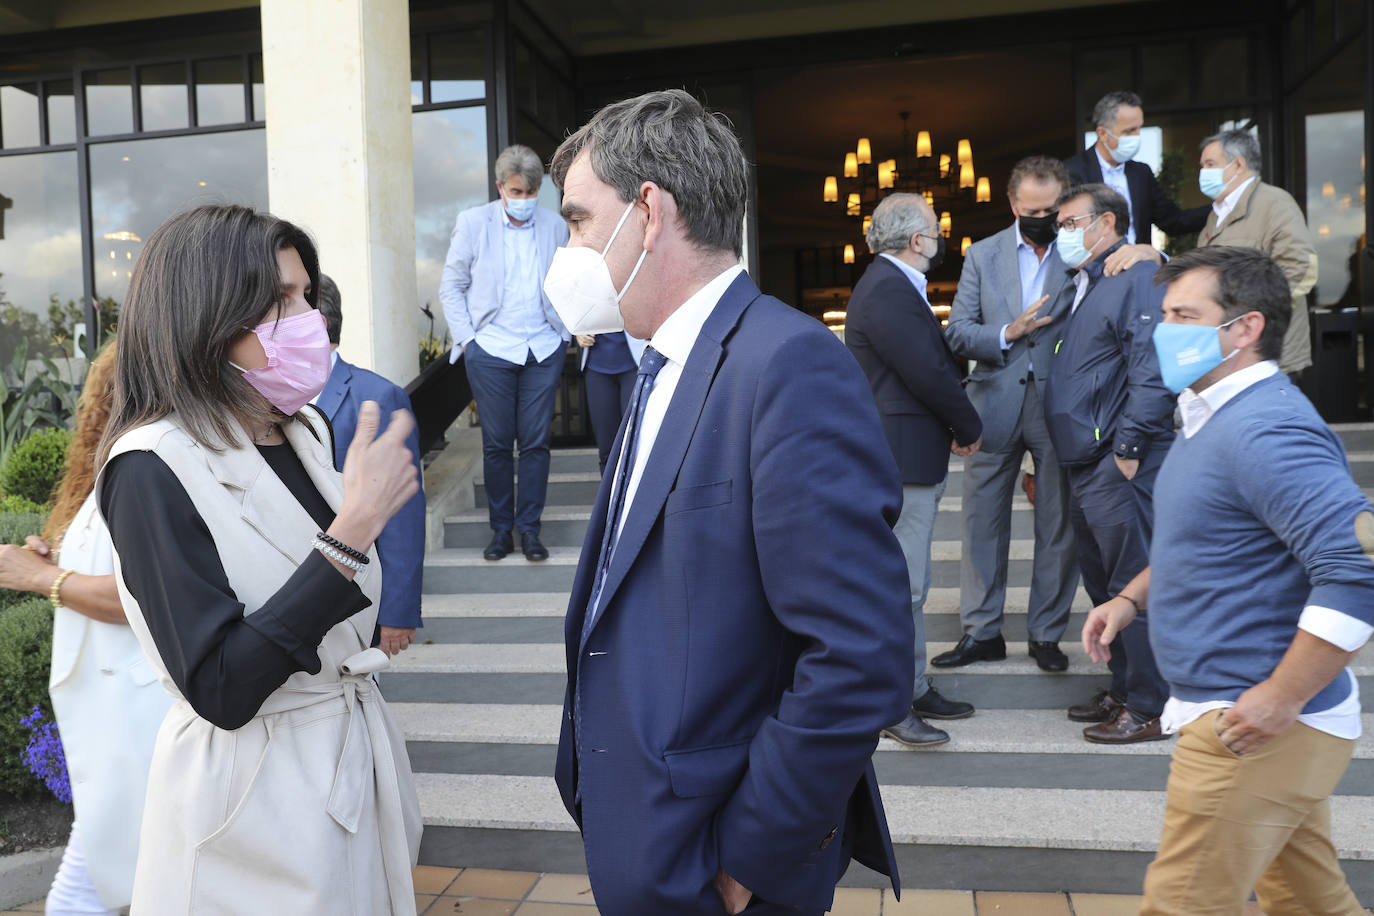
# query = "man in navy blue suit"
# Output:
<box><xmin>547</xmin><ymin>90</ymin><xmax>913</xmax><ymax>916</ymax></box>
<box><xmin>313</xmin><ymin>275</ymin><xmax>425</xmax><ymax>654</ymax></box>
<box><xmin>846</xmin><ymin>193</ymin><xmax>983</xmax><ymax>748</ymax></box>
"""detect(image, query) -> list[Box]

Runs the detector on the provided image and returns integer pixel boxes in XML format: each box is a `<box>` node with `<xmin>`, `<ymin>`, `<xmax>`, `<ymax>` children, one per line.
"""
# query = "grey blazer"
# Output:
<box><xmin>438</xmin><ymin>199</ymin><xmax>570</xmax><ymax>363</ymax></box>
<box><xmin>944</xmin><ymin>223</ymin><xmax>1072</xmax><ymax>452</ymax></box>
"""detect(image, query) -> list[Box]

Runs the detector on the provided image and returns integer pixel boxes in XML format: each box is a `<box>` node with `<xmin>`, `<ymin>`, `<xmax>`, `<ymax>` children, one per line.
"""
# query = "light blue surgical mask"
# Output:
<box><xmin>1151</xmin><ymin>315</ymin><xmax>1244</xmax><ymax>393</ymax></box>
<box><xmin>505</xmin><ymin>196</ymin><xmax>537</xmax><ymax>221</ymax></box>
<box><xmin>1198</xmin><ymin>160</ymin><xmax>1236</xmax><ymax>199</ymax></box>
<box><xmin>1107</xmin><ymin>130</ymin><xmax>1141</xmax><ymax>163</ymax></box>
<box><xmin>1056</xmin><ymin>214</ymin><xmax>1105</xmax><ymax>269</ymax></box>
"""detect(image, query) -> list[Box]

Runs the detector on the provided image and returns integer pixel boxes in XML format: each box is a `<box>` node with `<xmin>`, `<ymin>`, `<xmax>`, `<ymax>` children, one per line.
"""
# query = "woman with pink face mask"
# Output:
<box><xmin>95</xmin><ymin>204</ymin><xmax>422</xmax><ymax>915</ymax></box>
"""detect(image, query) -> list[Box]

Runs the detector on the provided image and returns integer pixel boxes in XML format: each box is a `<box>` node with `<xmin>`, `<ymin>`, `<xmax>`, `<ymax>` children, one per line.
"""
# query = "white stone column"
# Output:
<box><xmin>261</xmin><ymin>0</ymin><xmax>418</xmax><ymax>384</ymax></box>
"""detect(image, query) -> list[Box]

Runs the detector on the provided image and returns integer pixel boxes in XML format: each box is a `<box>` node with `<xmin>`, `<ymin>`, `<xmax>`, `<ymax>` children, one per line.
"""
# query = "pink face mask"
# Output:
<box><xmin>231</xmin><ymin>310</ymin><xmax>332</xmax><ymax>416</ymax></box>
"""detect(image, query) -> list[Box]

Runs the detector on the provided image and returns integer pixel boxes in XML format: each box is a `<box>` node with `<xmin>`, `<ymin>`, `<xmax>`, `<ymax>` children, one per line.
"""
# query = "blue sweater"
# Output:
<box><xmin>1149</xmin><ymin>373</ymin><xmax>1374</xmax><ymax>712</ymax></box>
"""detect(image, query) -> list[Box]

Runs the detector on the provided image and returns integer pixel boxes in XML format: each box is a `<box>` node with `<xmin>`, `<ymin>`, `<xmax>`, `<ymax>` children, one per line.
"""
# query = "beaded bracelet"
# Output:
<box><xmin>313</xmin><ymin>539</ymin><xmax>365</xmax><ymax>571</ymax></box>
<box><xmin>49</xmin><ymin>569</ymin><xmax>76</xmax><ymax>609</ymax></box>
<box><xmin>315</xmin><ymin>532</ymin><xmax>369</xmax><ymax>564</ymax></box>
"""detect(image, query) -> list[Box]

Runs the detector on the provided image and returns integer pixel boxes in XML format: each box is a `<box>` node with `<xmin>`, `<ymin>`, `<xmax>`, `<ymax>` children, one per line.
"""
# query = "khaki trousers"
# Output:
<box><xmin>1141</xmin><ymin>709</ymin><xmax>1364</xmax><ymax>915</ymax></box>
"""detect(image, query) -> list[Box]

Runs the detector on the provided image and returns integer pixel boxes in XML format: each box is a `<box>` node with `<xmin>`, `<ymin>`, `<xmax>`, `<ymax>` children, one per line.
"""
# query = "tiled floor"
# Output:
<box><xmin>5</xmin><ymin>871</ymin><xmax>1359</xmax><ymax>914</ymax></box>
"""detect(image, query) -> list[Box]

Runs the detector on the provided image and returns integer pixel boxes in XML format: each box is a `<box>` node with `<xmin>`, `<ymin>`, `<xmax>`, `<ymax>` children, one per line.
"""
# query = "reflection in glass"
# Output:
<box><xmin>196</xmin><ymin>57</ymin><xmax>246</xmax><ymax>126</ymax></box>
<box><xmin>85</xmin><ymin>69</ymin><xmax>134</xmax><ymax>136</ymax></box>
<box><xmin>1199</xmin><ymin>37</ymin><xmax>1251</xmax><ymax>101</ymax></box>
<box><xmin>140</xmin><ymin>63</ymin><xmax>189</xmax><ymax>132</ymax></box>
<box><xmin>251</xmin><ymin>56</ymin><xmax>265</xmax><ymax>121</ymax></box>
<box><xmin>1</xmin><ymin>84</ymin><xmax>40</xmax><ymax>149</ymax></box>
<box><xmin>0</xmin><ymin>151</ymin><xmax>82</xmax><ymax>326</ymax></box>
<box><xmin>412</xmin><ymin>106</ymin><xmax>487</xmax><ymax>327</ymax></box>
<box><xmin>1141</xmin><ymin>43</ymin><xmax>1191</xmax><ymax>108</ymax></box>
<box><xmin>1077</xmin><ymin>47</ymin><xmax>1133</xmax><ymax>124</ymax></box>
<box><xmin>89</xmin><ymin>129</ymin><xmax>268</xmax><ymax>304</ymax></box>
<box><xmin>46</xmin><ymin>81</ymin><xmax>75</xmax><ymax>144</ymax></box>
<box><xmin>1304</xmin><ymin>109</ymin><xmax>1365</xmax><ymax>305</ymax></box>
<box><xmin>430</xmin><ymin>30</ymin><xmax>486</xmax><ymax>103</ymax></box>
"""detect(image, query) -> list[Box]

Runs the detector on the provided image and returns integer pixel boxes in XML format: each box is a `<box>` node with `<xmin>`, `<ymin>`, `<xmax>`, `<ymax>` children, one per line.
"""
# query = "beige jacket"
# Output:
<box><xmin>97</xmin><ymin>412</ymin><xmax>421</xmax><ymax>916</ymax></box>
<box><xmin>1200</xmin><ymin>179</ymin><xmax>1319</xmax><ymax>374</ymax></box>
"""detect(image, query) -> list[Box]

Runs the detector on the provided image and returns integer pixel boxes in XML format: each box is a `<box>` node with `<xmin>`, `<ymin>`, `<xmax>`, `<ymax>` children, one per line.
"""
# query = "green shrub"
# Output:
<box><xmin>0</xmin><ymin>494</ymin><xmax>45</xmax><ymax>515</ymax></box>
<box><xmin>0</xmin><ymin>507</ymin><xmax>48</xmax><ymax>609</ymax></box>
<box><xmin>0</xmin><ymin>595</ymin><xmax>55</xmax><ymax>796</ymax></box>
<box><xmin>0</xmin><ymin>427</ymin><xmax>68</xmax><ymax>506</ymax></box>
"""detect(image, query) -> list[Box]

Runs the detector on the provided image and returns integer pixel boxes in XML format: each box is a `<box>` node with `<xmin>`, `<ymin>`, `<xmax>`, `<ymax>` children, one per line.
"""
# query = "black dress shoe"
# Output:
<box><xmin>1067</xmin><ymin>688</ymin><xmax>1124</xmax><ymax>722</ymax></box>
<box><xmin>1028</xmin><ymin>640</ymin><xmax>1069</xmax><ymax>672</ymax></box>
<box><xmin>483</xmin><ymin>530</ymin><xmax>514</xmax><ymax>561</ymax></box>
<box><xmin>930</xmin><ymin>634</ymin><xmax>1007</xmax><ymax>668</ymax></box>
<box><xmin>521</xmin><ymin>532</ymin><xmax>549</xmax><ymax>561</ymax></box>
<box><xmin>880</xmin><ymin>713</ymin><xmax>949</xmax><ymax>748</ymax></box>
<box><xmin>910</xmin><ymin>685</ymin><xmax>974</xmax><ymax>720</ymax></box>
<box><xmin>1082</xmin><ymin>707</ymin><xmax>1166</xmax><ymax>744</ymax></box>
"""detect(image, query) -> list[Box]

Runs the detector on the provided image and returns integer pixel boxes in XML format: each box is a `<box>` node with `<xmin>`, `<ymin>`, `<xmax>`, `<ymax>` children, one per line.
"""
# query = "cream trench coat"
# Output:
<box><xmin>96</xmin><ymin>411</ymin><xmax>422</xmax><ymax>916</ymax></box>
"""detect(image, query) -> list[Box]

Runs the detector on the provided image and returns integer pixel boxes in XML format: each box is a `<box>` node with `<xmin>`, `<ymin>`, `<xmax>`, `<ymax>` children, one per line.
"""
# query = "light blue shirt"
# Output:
<box><xmin>474</xmin><ymin>210</ymin><xmax>564</xmax><ymax>365</ymax></box>
<box><xmin>996</xmin><ymin>226</ymin><xmax>1059</xmax><ymax>375</ymax></box>
<box><xmin>878</xmin><ymin>252</ymin><xmax>931</xmax><ymax>306</ymax></box>
<box><xmin>1095</xmin><ymin>148</ymin><xmax>1136</xmax><ymax>244</ymax></box>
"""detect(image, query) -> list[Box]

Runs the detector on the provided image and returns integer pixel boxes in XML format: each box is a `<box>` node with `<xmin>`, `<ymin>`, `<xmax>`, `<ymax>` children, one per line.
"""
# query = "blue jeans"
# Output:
<box><xmin>892</xmin><ymin>479</ymin><xmax>945</xmax><ymax>702</ymax></box>
<box><xmin>464</xmin><ymin>340</ymin><xmax>566</xmax><ymax>536</ymax></box>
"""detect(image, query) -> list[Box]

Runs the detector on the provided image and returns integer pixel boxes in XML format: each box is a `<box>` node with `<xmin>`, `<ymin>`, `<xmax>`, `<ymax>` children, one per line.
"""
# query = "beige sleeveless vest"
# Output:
<box><xmin>96</xmin><ymin>412</ymin><xmax>421</xmax><ymax>916</ymax></box>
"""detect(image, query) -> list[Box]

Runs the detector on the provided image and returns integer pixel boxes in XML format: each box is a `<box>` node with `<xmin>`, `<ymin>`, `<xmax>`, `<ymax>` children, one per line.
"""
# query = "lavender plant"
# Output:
<box><xmin>20</xmin><ymin>706</ymin><xmax>70</xmax><ymax>803</ymax></box>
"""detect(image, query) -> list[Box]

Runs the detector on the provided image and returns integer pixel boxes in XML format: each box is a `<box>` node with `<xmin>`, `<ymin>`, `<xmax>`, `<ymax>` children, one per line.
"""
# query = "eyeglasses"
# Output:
<box><xmin>1056</xmin><ymin>212</ymin><xmax>1098</xmax><ymax>231</ymax></box>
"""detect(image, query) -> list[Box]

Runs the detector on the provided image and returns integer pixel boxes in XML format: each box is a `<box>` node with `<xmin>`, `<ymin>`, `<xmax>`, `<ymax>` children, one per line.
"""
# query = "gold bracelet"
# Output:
<box><xmin>49</xmin><ymin>569</ymin><xmax>76</xmax><ymax>609</ymax></box>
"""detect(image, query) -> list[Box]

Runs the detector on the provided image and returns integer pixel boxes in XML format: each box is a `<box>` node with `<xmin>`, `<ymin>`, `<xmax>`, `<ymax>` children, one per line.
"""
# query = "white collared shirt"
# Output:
<box><xmin>611</xmin><ymin>263</ymin><xmax>745</xmax><ymax>543</ymax></box>
<box><xmin>1162</xmin><ymin>358</ymin><xmax>1368</xmax><ymax>739</ymax></box>
<box><xmin>1095</xmin><ymin>148</ymin><xmax>1136</xmax><ymax>244</ymax></box>
<box><xmin>1211</xmin><ymin>175</ymin><xmax>1257</xmax><ymax>228</ymax></box>
<box><xmin>1070</xmin><ymin>268</ymin><xmax>1091</xmax><ymax>314</ymax></box>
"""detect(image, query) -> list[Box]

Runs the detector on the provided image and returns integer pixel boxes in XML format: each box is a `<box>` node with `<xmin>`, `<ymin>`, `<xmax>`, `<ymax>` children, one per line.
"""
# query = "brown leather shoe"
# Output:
<box><xmin>1082</xmin><ymin>707</ymin><xmax>1167</xmax><ymax>744</ymax></box>
<box><xmin>1067</xmin><ymin>689</ymin><xmax>1124</xmax><ymax>722</ymax></box>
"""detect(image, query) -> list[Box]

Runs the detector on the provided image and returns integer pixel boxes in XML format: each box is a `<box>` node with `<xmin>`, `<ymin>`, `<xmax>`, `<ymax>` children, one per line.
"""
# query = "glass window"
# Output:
<box><xmin>85</xmin><ymin>68</ymin><xmax>134</xmax><ymax>137</ymax></box>
<box><xmin>139</xmin><ymin>63</ymin><xmax>189</xmax><ymax>132</ymax></box>
<box><xmin>411</xmin><ymin>40</ymin><xmax>425</xmax><ymax>106</ymax></box>
<box><xmin>412</xmin><ymin>106</ymin><xmax>488</xmax><ymax>330</ymax></box>
<box><xmin>1336</xmin><ymin>0</ymin><xmax>1364</xmax><ymax>35</ymax></box>
<box><xmin>430</xmin><ymin>30</ymin><xmax>486</xmax><ymax>103</ymax></box>
<box><xmin>514</xmin><ymin>39</ymin><xmax>535</xmax><ymax>115</ymax></box>
<box><xmin>1287</xmin><ymin>7</ymin><xmax>1308</xmax><ymax>74</ymax></box>
<box><xmin>1312</xmin><ymin>0</ymin><xmax>1335</xmax><ymax>58</ymax></box>
<box><xmin>89</xmin><ymin>129</ymin><xmax>268</xmax><ymax>305</ymax></box>
<box><xmin>1141</xmin><ymin>42</ymin><xmax>1191</xmax><ymax>107</ymax></box>
<box><xmin>1</xmin><ymin>84</ymin><xmax>40</xmax><ymax>149</ymax></box>
<box><xmin>0</xmin><ymin>151</ymin><xmax>82</xmax><ymax>362</ymax></box>
<box><xmin>46</xmin><ymin>81</ymin><xmax>75</xmax><ymax>145</ymax></box>
<box><xmin>195</xmin><ymin>57</ymin><xmax>246</xmax><ymax>126</ymax></box>
<box><xmin>1077</xmin><ymin>47</ymin><xmax>1134</xmax><ymax>128</ymax></box>
<box><xmin>251</xmin><ymin>55</ymin><xmax>265</xmax><ymax>121</ymax></box>
<box><xmin>1198</xmin><ymin>36</ymin><xmax>1251</xmax><ymax>102</ymax></box>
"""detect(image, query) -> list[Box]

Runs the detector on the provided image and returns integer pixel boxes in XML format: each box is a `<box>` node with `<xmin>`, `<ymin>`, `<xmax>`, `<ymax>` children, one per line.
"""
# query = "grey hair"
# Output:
<box><xmin>494</xmin><ymin>144</ymin><xmax>544</xmax><ymax>190</ymax></box>
<box><xmin>1201</xmin><ymin>128</ymin><xmax>1261</xmax><ymax>173</ymax></box>
<box><xmin>549</xmin><ymin>89</ymin><xmax>748</xmax><ymax>257</ymax></box>
<box><xmin>1092</xmin><ymin>91</ymin><xmax>1142</xmax><ymax>130</ymax></box>
<box><xmin>866</xmin><ymin>193</ymin><xmax>931</xmax><ymax>255</ymax></box>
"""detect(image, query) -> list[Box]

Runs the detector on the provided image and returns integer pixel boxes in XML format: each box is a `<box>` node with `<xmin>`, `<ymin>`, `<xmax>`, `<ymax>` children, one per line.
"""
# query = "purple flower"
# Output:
<box><xmin>20</xmin><ymin>706</ymin><xmax>71</xmax><ymax>804</ymax></box>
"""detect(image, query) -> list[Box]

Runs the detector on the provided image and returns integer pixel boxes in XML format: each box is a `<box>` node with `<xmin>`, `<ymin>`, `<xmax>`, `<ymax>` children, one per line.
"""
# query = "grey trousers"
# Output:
<box><xmin>893</xmin><ymin>479</ymin><xmax>945</xmax><ymax>701</ymax></box>
<box><xmin>958</xmin><ymin>383</ymin><xmax>1080</xmax><ymax>642</ymax></box>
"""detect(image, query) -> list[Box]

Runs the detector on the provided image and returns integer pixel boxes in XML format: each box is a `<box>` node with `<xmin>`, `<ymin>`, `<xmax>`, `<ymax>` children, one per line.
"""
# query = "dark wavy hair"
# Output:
<box><xmin>97</xmin><ymin>204</ymin><xmax>319</xmax><ymax>466</ymax></box>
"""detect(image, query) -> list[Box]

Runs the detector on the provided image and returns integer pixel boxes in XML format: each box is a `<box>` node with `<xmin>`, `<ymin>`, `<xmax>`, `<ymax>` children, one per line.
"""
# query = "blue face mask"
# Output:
<box><xmin>1056</xmin><ymin>213</ymin><xmax>1104</xmax><ymax>269</ymax></box>
<box><xmin>1108</xmin><ymin>130</ymin><xmax>1141</xmax><ymax>163</ymax></box>
<box><xmin>1198</xmin><ymin>160</ymin><xmax>1235</xmax><ymax>199</ymax></box>
<box><xmin>505</xmin><ymin>195</ymin><xmax>537</xmax><ymax>221</ymax></box>
<box><xmin>1151</xmin><ymin>315</ymin><xmax>1244</xmax><ymax>393</ymax></box>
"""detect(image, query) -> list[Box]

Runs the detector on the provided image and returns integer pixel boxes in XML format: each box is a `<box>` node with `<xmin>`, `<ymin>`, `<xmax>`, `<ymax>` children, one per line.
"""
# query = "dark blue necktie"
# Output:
<box><xmin>582</xmin><ymin>345</ymin><xmax>668</xmax><ymax>638</ymax></box>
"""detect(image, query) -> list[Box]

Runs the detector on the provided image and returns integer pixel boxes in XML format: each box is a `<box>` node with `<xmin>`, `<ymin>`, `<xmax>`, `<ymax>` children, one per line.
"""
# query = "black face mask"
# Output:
<box><xmin>926</xmin><ymin>234</ymin><xmax>947</xmax><ymax>272</ymax></box>
<box><xmin>1018</xmin><ymin>211</ymin><xmax>1059</xmax><ymax>247</ymax></box>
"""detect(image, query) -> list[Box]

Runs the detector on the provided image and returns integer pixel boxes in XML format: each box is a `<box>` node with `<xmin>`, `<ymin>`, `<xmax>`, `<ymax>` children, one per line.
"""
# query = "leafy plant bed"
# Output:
<box><xmin>0</xmin><ymin>791</ymin><xmax>71</xmax><ymax>855</ymax></box>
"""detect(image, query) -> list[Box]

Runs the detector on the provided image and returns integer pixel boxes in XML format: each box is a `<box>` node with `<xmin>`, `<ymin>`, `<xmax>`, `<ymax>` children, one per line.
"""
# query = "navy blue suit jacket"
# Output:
<box><xmin>315</xmin><ymin>357</ymin><xmax>425</xmax><ymax>629</ymax></box>
<box><xmin>846</xmin><ymin>256</ymin><xmax>982</xmax><ymax>485</ymax></box>
<box><xmin>556</xmin><ymin>271</ymin><xmax>913</xmax><ymax>915</ymax></box>
<box><xmin>1065</xmin><ymin>147</ymin><xmax>1210</xmax><ymax>242</ymax></box>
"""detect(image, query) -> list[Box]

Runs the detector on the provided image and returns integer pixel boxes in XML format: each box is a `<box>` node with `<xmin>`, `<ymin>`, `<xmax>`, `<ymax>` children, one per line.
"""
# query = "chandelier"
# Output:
<box><xmin>823</xmin><ymin>111</ymin><xmax>991</xmax><ymax>244</ymax></box>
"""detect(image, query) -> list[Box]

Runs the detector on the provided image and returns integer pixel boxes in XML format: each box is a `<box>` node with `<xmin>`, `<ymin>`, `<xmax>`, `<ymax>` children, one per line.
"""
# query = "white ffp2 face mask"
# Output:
<box><xmin>542</xmin><ymin>201</ymin><xmax>647</xmax><ymax>335</ymax></box>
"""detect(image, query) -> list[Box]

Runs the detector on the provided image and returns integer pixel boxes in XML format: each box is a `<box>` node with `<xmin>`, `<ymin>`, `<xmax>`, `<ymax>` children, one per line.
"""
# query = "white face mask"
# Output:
<box><xmin>542</xmin><ymin>201</ymin><xmax>647</xmax><ymax>335</ymax></box>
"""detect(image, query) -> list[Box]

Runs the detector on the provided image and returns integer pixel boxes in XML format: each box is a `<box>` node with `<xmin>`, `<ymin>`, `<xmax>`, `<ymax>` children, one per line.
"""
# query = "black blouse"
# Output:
<box><xmin>100</xmin><ymin>442</ymin><xmax>370</xmax><ymax>730</ymax></box>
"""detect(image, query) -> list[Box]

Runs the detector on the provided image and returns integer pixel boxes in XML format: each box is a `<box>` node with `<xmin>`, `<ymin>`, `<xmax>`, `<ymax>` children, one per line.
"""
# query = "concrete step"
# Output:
<box><xmin>410</xmin><ymin>773</ymin><xmax>1374</xmax><ymax>896</ymax></box>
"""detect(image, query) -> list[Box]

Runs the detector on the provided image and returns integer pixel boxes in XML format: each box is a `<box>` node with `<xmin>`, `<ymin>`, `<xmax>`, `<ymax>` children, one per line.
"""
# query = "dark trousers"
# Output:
<box><xmin>585</xmin><ymin>367</ymin><xmax>637</xmax><ymax>473</ymax></box>
<box><xmin>1066</xmin><ymin>447</ymin><xmax>1169</xmax><ymax>718</ymax></box>
<box><xmin>464</xmin><ymin>340</ymin><xmax>566</xmax><ymax>536</ymax></box>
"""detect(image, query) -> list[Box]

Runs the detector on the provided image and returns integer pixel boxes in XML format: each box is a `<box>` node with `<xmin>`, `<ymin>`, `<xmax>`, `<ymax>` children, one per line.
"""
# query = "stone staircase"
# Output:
<box><xmin>381</xmin><ymin>425</ymin><xmax>1374</xmax><ymax>898</ymax></box>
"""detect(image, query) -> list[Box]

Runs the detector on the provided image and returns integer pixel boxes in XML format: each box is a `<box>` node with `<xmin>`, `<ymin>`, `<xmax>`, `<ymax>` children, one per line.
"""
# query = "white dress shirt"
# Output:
<box><xmin>475</xmin><ymin>209</ymin><xmax>564</xmax><ymax>365</ymax></box>
<box><xmin>998</xmin><ymin>229</ymin><xmax>1058</xmax><ymax>372</ymax></box>
<box><xmin>1211</xmin><ymin>175</ymin><xmax>1257</xmax><ymax>228</ymax></box>
<box><xmin>878</xmin><ymin>252</ymin><xmax>933</xmax><ymax>305</ymax></box>
<box><xmin>1095</xmin><ymin>149</ymin><xmax>1136</xmax><ymax>244</ymax></box>
<box><xmin>610</xmin><ymin>264</ymin><xmax>745</xmax><ymax>546</ymax></box>
<box><xmin>1162</xmin><ymin>358</ymin><xmax>1367</xmax><ymax>739</ymax></box>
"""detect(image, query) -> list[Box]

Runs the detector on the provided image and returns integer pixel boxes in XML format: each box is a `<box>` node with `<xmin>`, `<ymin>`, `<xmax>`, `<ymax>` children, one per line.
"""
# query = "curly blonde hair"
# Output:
<box><xmin>43</xmin><ymin>345</ymin><xmax>116</xmax><ymax>544</ymax></box>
